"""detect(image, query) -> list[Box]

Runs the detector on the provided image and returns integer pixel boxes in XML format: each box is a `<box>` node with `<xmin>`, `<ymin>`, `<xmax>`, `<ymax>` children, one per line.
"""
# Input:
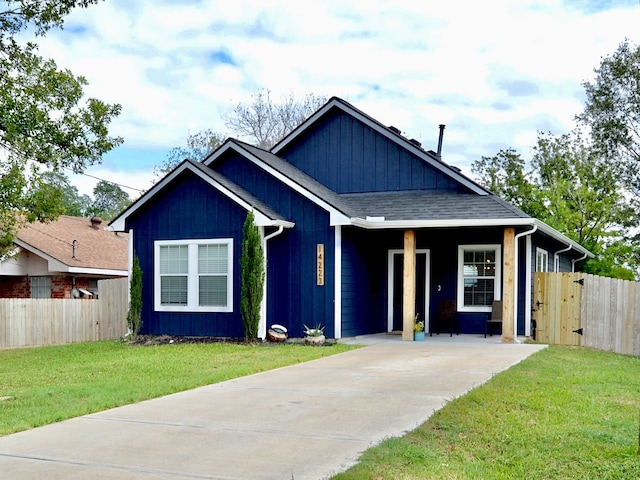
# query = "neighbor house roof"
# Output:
<box><xmin>13</xmin><ymin>215</ymin><xmax>128</xmax><ymax>275</ymax></box>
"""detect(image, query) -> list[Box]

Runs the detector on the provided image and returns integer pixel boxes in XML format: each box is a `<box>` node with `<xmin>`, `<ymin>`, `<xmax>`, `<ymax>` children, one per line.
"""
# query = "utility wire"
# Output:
<box><xmin>69</xmin><ymin>170</ymin><xmax>145</xmax><ymax>193</ymax></box>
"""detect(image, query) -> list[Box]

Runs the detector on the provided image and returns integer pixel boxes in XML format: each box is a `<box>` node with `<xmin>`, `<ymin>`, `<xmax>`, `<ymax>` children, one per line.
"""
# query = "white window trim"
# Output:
<box><xmin>536</xmin><ymin>247</ymin><xmax>549</xmax><ymax>272</ymax></box>
<box><xmin>457</xmin><ymin>244</ymin><xmax>501</xmax><ymax>313</ymax></box>
<box><xmin>154</xmin><ymin>238</ymin><xmax>233</xmax><ymax>313</ymax></box>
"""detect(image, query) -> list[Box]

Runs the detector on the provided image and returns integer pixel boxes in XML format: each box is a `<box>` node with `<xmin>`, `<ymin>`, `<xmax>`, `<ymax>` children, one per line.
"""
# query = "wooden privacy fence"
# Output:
<box><xmin>0</xmin><ymin>278</ymin><xmax>128</xmax><ymax>349</ymax></box>
<box><xmin>534</xmin><ymin>272</ymin><xmax>640</xmax><ymax>356</ymax></box>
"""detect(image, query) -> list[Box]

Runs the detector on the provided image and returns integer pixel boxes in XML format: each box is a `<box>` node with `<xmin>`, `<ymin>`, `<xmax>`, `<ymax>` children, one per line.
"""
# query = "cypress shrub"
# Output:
<box><xmin>240</xmin><ymin>210</ymin><xmax>264</xmax><ymax>342</ymax></box>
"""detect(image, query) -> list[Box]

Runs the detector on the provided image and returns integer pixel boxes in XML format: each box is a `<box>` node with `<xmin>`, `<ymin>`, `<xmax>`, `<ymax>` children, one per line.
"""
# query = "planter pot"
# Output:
<box><xmin>305</xmin><ymin>334</ymin><xmax>326</xmax><ymax>346</ymax></box>
<box><xmin>414</xmin><ymin>331</ymin><xmax>425</xmax><ymax>341</ymax></box>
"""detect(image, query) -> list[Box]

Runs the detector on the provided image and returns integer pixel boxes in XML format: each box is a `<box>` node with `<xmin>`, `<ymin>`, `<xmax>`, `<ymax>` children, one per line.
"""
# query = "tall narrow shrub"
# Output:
<box><xmin>127</xmin><ymin>255</ymin><xmax>143</xmax><ymax>339</ymax></box>
<box><xmin>240</xmin><ymin>210</ymin><xmax>265</xmax><ymax>342</ymax></box>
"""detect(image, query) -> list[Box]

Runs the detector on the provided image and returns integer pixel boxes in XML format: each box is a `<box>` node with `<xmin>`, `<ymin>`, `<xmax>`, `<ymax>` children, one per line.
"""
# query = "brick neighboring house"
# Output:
<box><xmin>0</xmin><ymin>215</ymin><xmax>128</xmax><ymax>299</ymax></box>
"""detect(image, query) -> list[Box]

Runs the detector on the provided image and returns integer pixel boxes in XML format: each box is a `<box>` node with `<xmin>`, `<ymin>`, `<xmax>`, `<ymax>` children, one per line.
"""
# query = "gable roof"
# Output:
<box><xmin>110</xmin><ymin>159</ymin><xmax>295</xmax><ymax>231</ymax></box>
<box><xmin>111</xmin><ymin>97</ymin><xmax>592</xmax><ymax>259</ymax></box>
<box><xmin>13</xmin><ymin>215</ymin><xmax>128</xmax><ymax>275</ymax></box>
<box><xmin>271</xmin><ymin>96</ymin><xmax>488</xmax><ymax>195</ymax></box>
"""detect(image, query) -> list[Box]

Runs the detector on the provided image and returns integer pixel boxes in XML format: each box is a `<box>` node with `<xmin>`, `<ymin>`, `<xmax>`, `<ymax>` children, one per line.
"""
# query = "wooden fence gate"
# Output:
<box><xmin>533</xmin><ymin>272</ymin><xmax>640</xmax><ymax>356</ymax></box>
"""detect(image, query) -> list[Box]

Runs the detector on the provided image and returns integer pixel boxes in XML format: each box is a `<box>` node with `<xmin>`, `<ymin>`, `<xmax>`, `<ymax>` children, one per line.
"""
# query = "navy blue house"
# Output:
<box><xmin>111</xmin><ymin>97</ymin><xmax>592</xmax><ymax>341</ymax></box>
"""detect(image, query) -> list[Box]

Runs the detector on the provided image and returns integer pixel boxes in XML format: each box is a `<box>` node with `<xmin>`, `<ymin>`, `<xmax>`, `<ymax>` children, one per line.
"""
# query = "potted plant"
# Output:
<box><xmin>304</xmin><ymin>323</ymin><xmax>326</xmax><ymax>345</ymax></box>
<box><xmin>414</xmin><ymin>314</ymin><xmax>425</xmax><ymax>341</ymax></box>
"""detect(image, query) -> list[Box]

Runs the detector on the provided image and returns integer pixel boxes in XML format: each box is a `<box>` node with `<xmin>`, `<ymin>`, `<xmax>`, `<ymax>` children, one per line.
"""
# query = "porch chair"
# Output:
<box><xmin>430</xmin><ymin>299</ymin><xmax>459</xmax><ymax>337</ymax></box>
<box><xmin>485</xmin><ymin>300</ymin><xmax>503</xmax><ymax>338</ymax></box>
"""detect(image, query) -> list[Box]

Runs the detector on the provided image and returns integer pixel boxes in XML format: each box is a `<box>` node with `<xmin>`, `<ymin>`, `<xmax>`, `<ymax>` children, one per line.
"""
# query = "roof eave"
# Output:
<box><xmin>533</xmin><ymin>220</ymin><xmax>594</xmax><ymax>258</ymax></box>
<box><xmin>350</xmin><ymin>217</ymin><xmax>536</xmax><ymax>229</ymax></box>
<box><xmin>110</xmin><ymin>159</ymin><xmax>292</xmax><ymax>231</ymax></box>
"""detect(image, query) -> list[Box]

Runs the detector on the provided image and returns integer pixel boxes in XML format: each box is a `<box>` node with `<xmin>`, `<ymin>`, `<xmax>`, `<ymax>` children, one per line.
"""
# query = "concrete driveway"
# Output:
<box><xmin>0</xmin><ymin>335</ymin><xmax>545</xmax><ymax>480</ymax></box>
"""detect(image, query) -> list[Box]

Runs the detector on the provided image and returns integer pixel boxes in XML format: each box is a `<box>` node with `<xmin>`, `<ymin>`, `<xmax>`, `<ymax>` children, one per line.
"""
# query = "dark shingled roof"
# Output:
<box><xmin>340</xmin><ymin>191</ymin><xmax>531</xmax><ymax>221</ymax></box>
<box><xmin>232</xmin><ymin>141</ymin><xmax>357</xmax><ymax>217</ymax></box>
<box><xmin>228</xmin><ymin>141</ymin><xmax>531</xmax><ymax>223</ymax></box>
<box><xmin>187</xmin><ymin>159</ymin><xmax>291</xmax><ymax>222</ymax></box>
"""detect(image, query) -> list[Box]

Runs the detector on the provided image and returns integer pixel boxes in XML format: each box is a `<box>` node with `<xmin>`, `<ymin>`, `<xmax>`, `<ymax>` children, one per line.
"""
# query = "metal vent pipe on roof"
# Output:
<box><xmin>437</xmin><ymin>124</ymin><xmax>446</xmax><ymax>160</ymax></box>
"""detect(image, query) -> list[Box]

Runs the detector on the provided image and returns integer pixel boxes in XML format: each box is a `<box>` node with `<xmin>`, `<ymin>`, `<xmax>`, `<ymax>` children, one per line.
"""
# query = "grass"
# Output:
<box><xmin>0</xmin><ymin>339</ymin><xmax>357</xmax><ymax>436</ymax></box>
<box><xmin>334</xmin><ymin>345</ymin><xmax>640</xmax><ymax>480</ymax></box>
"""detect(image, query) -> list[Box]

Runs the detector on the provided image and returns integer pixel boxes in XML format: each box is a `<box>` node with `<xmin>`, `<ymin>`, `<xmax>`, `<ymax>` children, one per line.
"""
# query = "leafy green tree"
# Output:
<box><xmin>224</xmin><ymin>89</ymin><xmax>327</xmax><ymax>149</ymax></box>
<box><xmin>240</xmin><ymin>210</ymin><xmax>264</xmax><ymax>342</ymax></box>
<box><xmin>578</xmin><ymin>39</ymin><xmax>640</xmax><ymax>162</ymax></box>
<box><xmin>153</xmin><ymin>129</ymin><xmax>224</xmax><ymax>180</ymax></box>
<box><xmin>472</xmin><ymin>131</ymin><xmax>640</xmax><ymax>279</ymax></box>
<box><xmin>471</xmin><ymin>148</ymin><xmax>545</xmax><ymax>219</ymax></box>
<box><xmin>29</xmin><ymin>170</ymin><xmax>91</xmax><ymax>217</ymax></box>
<box><xmin>0</xmin><ymin>0</ymin><xmax>122</xmax><ymax>246</ymax></box>
<box><xmin>87</xmin><ymin>180</ymin><xmax>131</xmax><ymax>221</ymax></box>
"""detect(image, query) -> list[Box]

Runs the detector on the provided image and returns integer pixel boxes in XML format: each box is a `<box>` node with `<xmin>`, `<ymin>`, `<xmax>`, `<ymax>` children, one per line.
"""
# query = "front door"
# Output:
<box><xmin>387</xmin><ymin>250</ymin><xmax>430</xmax><ymax>333</ymax></box>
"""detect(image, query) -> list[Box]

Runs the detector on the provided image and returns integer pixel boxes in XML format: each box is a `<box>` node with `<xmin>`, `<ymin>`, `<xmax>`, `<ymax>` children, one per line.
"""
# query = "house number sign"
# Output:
<box><xmin>317</xmin><ymin>244</ymin><xmax>325</xmax><ymax>286</ymax></box>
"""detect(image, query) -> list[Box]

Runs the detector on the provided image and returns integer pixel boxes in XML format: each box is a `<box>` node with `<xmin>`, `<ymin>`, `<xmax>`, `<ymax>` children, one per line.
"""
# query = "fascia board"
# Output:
<box><xmin>350</xmin><ymin>217</ymin><xmax>536</xmax><ymax>229</ymax></box>
<box><xmin>271</xmin><ymin>98</ymin><xmax>487</xmax><ymax>195</ymax></box>
<box><xmin>66</xmin><ymin>267</ymin><xmax>128</xmax><ymax>276</ymax></box>
<box><xmin>534</xmin><ymin>220</ymin><xmax>594</xmax><ymax>258</ymax></box>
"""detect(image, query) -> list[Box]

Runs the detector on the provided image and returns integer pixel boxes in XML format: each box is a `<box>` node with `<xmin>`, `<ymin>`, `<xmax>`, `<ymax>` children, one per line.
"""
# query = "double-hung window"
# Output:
<box><xmin>458</xmin><ymin>245</ymin><xmax>501</xmax><ymax>312</ymax></box>
<box><xmin>155</xmin><ymin>239</ymin><xmax>233</xmax><ymax>312</ymax></box>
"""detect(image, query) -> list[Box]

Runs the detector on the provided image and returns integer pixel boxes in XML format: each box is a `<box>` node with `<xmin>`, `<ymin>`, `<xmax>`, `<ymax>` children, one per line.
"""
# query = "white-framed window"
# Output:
<box><xmin>536</xmin><ymin>248</ymin><xmax>549</xmax><ymax>272</ymax></box>
<box><xmin>30</xmin><ymin>276</ymin><xmax>51</xmax><ymax>298</ymax></box>
<box><xmin>154</xmin><ymin>239</ymin><xmax>233</xmax><ymax>312</ymax></box>
<box><xmin>457</xmin><ymin>245</ymin><xmax>501</xmax><ymax>312</ymax></box>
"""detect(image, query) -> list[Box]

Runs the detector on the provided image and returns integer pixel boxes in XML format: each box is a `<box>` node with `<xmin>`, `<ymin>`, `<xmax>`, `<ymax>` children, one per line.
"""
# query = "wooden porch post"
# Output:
<box><xmin>502</xmin><ymin>227</ymin><xmax>515</xmax><ymax>343</ymax></box>
<box><xmin>403</xmin><ymin>230</ymin><xmax>416</xmax><ymax>341</ymax></box>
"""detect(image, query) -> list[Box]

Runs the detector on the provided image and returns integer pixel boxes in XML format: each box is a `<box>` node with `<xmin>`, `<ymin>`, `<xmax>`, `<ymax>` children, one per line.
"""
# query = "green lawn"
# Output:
<box><xmin>0</xmin><ymin>340</ymin><xmax>357</xmax><ymax>436</ymax></box>
<box><xmin>333</xmin><ymin>345</ymin><xmax>640</xmax><ymax>480</ymax></box>
<box><xmin>2</xmin><ymin>341</ymin><xmax>638</xmax><ymax>479</ymax></box>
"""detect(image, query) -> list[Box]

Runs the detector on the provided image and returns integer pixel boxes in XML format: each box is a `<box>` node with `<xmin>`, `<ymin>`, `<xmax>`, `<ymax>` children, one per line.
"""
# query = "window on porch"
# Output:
<box><xmin>457</xmin><ymin>245</ymin><xmax>501</xmax><ymax>312</ymax></box>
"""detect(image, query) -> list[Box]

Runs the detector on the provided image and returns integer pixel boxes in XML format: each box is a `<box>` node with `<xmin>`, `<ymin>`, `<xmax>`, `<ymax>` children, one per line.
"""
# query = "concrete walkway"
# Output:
<box><xmin>0</xmin><ymin>335</ymin><xmax>546</xmax><ymax>480</ymax></box>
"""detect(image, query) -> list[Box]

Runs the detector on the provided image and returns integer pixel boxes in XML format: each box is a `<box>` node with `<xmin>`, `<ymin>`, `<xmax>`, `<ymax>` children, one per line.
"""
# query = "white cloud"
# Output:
<box><xmin>26</xmin><ymin>0</ymin><xmax>640</xmax><ymax>192</ymax></box>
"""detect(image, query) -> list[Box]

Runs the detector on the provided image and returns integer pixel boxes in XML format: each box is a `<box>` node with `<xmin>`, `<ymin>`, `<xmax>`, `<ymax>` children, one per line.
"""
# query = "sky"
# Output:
<box><xmin>32</xmin><ymin>0</ymin><xmax>640</xmax><ymax>199</ymax></box>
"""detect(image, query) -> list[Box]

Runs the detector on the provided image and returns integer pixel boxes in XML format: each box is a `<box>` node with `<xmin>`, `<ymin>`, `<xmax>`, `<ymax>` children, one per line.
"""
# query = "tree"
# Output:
<box><xmin>224</xmin><ymin>89</ymin><xmax>327</xmax><ymax>149</ymax></box>
<box><xmin>153</xmin><ymin>129</ymin><xmax>224</xmax><ymax>180</ymax></box>
<box><xmin>0</xmin><ymin>1</ymin><xmax>122</xmax><ymax>244</ymax></box>
<box><xmin>126</xmin><ymin>254</ymin><xmax>143</xmax><ymax>339</ymax></box>
<box><xmin>87</xmin><ymin>180</ymin><xmax>131</xmax><ymax>221</ymax></box>
<box><xmin>471</xmin><ymin>131</ymin><xmax>640</xmax><ymax>280</ymax></box>
<box><xmin>578</xmin><ymin>39</ymin><xmax>640</xmax><ymax>163</ymax></box>
<box><xmin>471</xmin><ymin>148</ymin><xmax>545</xmax><ymax>219</ymax></box>
<box><xmin>240</xmin><ymin>210</ymin><xmax>264</xmax><ymax>342</ymax></box>
<box><xmin>30</xmin><ymin>169</ymin><xmax>92</xmax><ymax>217</ymax></box>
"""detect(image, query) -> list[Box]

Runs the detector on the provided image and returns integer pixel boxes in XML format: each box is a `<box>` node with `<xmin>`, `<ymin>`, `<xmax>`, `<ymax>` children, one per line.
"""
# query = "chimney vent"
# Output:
<box><xmin>90</xmin><ymin>217</ymin><xmax>103</xmax><ymax>229</ymax></box>
<box><xmin>436</xmin><ymin>124</ymin><xmax>446</xmax><ymax>160</ymax></box>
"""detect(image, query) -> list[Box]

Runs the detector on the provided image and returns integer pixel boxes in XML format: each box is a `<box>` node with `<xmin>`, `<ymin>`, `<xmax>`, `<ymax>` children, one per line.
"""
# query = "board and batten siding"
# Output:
<box><xmin>126</xmin><ymin>171</ymin><xmax>247</xmax><ymax>338</ymax></box>
<box><xmin>278</xmin><ymin>109</ymin><xmax>464</xmax><ymax>194</ymax></box>
<box><xmin>340</xmin><ymin>229</ymin><xmax>390</xmax><ymax>337</ymax></box>
<box><xmin>214</xmin><ymin>153</ymin><xmax>336</xmax><ymax>338</ymax></box>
